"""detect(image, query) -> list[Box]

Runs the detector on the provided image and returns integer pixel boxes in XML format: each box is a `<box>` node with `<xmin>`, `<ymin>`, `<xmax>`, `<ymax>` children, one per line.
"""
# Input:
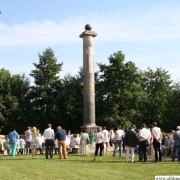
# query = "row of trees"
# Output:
<box><xmin>0</xmin><ymin>48</ymin><xmax>179</xmax><ymax>134</ymax></box>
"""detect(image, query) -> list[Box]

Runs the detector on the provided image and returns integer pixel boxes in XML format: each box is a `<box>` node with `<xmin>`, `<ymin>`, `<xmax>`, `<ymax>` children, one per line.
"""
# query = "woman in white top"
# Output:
<box><xmin>80</xmin><ymin>130</ymin><xmax>89</xmax><ymax>156</ymax></box>
<box><xmin>31</xmin><ymin>127</ymin><xmax>39</xmax><ymax>159</ymax></box>
<box><xmin>93</xmin><ymin>127</ymin><xmax>105</xmax><ymax>161</ymax></box>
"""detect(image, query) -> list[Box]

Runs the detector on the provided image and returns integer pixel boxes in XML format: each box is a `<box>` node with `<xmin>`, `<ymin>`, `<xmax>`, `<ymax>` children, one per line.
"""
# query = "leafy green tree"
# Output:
<box><xmin>164</xmin><ymin>82</ymin><xmax>180</xmax><ymax>131</ymax></box>
<box><xmin>95</xmin><ymin>51</ymin><xmax>146</xmax><ymax>129</ymax></box>
<box><xmin>30</xmin><ymin>48</ymin><xmax>63</xmax><ymax>130</ymax></box>
<box><xmin>0</xmin><ymin>68</ymin><xmax>18</xmax><ymax>133</ymax></box>
<box><xmin>58</xmin><ymin>72</ymin><xmax>83</xmax><ymax>132</ymax></box>
<box><xmin>9</xmin><ymin>74</ymin><xmax>31</xmax><ymax>133</ymax></box>
<box><xmin>140</xmin><ymin>68</ymin><xmax>172</xmax><ymax>128</ymax></box>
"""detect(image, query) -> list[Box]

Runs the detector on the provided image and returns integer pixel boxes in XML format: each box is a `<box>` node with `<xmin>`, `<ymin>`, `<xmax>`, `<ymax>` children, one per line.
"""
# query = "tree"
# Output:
<box><xmin>0</xmin><ymin>69</ymin><xmax>30</xmax><ymax>133</ymax></box>
<box><xmin>164</xmin><ymin>82</ymin><xmax>180</xmax><ymax>131</ymax></box>
<box><xmin>95</xmin><ymin>51</ymin><xmax>146</xmax><ymax>129</ymax></box>
<box><xmin>58</xmin><ymin>72</ymin><xmax>83</xmax><ymax>132</ymax></box>
<box><xmin>140</xmin><ymin>68</ymin><xmax>172</xmax><ymax>128</ymax></box>
<box><xmin>9</xmin><ymin>74</ymin><xmax>31</xmax><ymax>133</ymax></box>
<box><xmin>0</xmin><ymin>68</ymin><xmax>18</xmax><ymax>133</ymax></box>
<box><xmin>30</xmin><ymin>48</ymin><xmax>63</xmax><ymax>130</ymax></box>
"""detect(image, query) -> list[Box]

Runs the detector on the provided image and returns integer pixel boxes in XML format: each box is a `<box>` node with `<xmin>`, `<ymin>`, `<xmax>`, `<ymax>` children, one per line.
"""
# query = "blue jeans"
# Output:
<box><xmin>113</xmin><ymin>140</ymin><xmax>123</xmax><ymax>156</ymax></box>
<box><xmin>172</xmin><ymin>145</ymin><xmax>180</xmax><ymax>161</ymax></box>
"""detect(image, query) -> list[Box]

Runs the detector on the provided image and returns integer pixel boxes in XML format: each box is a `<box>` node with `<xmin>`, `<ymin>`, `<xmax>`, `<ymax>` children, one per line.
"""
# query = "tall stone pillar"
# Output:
<box><xmin>80</xmin><ymin>24</ymin><xmax>98</xmax><ymax>132</ymax></box>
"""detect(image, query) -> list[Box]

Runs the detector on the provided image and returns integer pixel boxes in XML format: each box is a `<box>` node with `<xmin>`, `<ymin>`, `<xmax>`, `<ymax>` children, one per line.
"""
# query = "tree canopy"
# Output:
<box><xmin>0</xmin><ymin>48</ymin><xmax>179</xmax><ymax>133</ymax></box>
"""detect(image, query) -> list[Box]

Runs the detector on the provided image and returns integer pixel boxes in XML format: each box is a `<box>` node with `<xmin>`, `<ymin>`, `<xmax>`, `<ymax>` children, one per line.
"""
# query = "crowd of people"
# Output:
<box><xmin>0</xmin><ymin>122</ymin><xmax>180</xmax><ymax>162</ymax></box>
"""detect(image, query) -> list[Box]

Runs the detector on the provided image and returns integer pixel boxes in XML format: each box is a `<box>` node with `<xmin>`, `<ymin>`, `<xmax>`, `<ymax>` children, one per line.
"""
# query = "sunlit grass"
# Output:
<box><xmin>0</xmin><ymin>153</ymin><xmax>179</xmax><ymax>180</ymax></box>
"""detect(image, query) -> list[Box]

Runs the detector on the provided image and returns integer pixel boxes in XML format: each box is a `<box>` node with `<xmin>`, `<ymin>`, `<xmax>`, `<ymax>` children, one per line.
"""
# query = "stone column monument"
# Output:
<box><xmin>80</xmin><ymin>24</ymin><xmax>98</xmax><ymax>132</ymax></box>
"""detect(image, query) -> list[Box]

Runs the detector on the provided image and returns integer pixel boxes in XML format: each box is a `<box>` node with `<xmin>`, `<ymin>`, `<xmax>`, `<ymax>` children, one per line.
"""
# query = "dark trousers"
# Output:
<box><xmin>45</xmin><ymin>139</ymin><xmax>54</xmax><ymax>159</ymax></box>
<box><xmin>153</xmin><ymin>139</ymin><xmax>162</xmax><ymax>161</ymax></box>
<box><xmin>172</xmin><ymin>145</ymin><xmax>180</xmax><ymax>161</ymax></box>
<box><xmin>25</xmin><ymin>141</ymin><xmax>31</xmax><ymax>155</ymax></box>
<box><xmin>95</xmin><ymin>143</ymin><xmax>104</xmax><ymax>156</ymax></box>
<box><xmin>139</xmin><ymin>140</ymin><xmax>149</xmax><ymax>162</ymax></box>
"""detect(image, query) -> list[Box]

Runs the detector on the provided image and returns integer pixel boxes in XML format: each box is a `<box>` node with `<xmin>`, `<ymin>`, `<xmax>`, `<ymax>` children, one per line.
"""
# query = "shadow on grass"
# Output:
<box><xmin>0</xmin><ymin>155</ymin><xmax>177</xmax><ymax>164</ymax></box>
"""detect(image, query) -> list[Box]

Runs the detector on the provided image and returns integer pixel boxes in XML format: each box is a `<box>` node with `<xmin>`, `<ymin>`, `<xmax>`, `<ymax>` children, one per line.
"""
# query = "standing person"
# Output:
<box><xmin>102</xmin><ymin>126</ymin><xmax>109</xmax><ymax>155</ymax></box>
<box><xmin>8</xmin><ymin>128</ymin><xmax>19</xmax><ymax>157</ymax></box>
<box><xmin>24</xmin><ymin>126</ymin><xmax>32</xmax><ymax>155</ymax></box>
<box><xmin>44</xmin><ymin>124</ymin><xmax>55</xmax><ymax>159</ymax></box>
<box><xmin>55</xmin><ymin>126</ymin><xmax>67</xmax><ymax>159</ymax></box>
<box><xmin>113</xmin><ymin>126</ymin><xmax>125</xmax><ymax>157</ymax></box>
<box><xmin>138</xmin><ymin>123</ymin><xmax>151</xmax><ymax>162</ymax></box>
<box><xmin>172</xmin><ymin>126</ymin><xmax>180</xmax><ymax>162</ymax></box>
<box><xmin>152</xmin><ymin>122</ymin><xmax>162</xmax><ymax>162</ymax></box>
<box><xmin>18</xmin><ymin>135</ymin><xmax>26</xmax><ymax>155</ymax></box>
<box><xmin>80</xmin><ymin>129</ymin><xmax>89</xmax><ymax>156</ymax></box>
<box><xmin>36</xmin><ymin>133</ymin><xmax>44</xmax><ymax>154</ymax></box>
<box><xmin>109</xmin><ymin>129</ymin><xmax>115</xmax><ymax>147</ymax></box>
<box><xmin>89</xmin><ymin>130</ymin><xmax>94</xmax><ymax>150</ymax></box>
<box><xmin>30</xmin><ymin>127</ymin><xmax>39</xmax><ymax>159</ymax></box>
<box><xmin>93</xmin><ymin>126</ymin><xmax>105</xmax><ymax>161</ymax></box>
<box><xmin>169</xmin><ymin>130</ymin><xmax>175</xmax><ymax>155</ymax></box>
<box><xmin>124</xmin><ymin>124</ymin><xmax>139</xmax><ymax>162</ymax></box>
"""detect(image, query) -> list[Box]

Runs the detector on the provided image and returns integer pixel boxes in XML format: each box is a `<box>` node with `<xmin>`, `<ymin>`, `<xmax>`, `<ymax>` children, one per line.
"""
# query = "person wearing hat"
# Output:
<box><xmin>124</xmin><ymin>124</ymin><xmax>139</xmax><ymax>162</ymax></box>
<box><xmin>172</xmin><ymin>126</ymin><xmax>180</xmax><ymax>162</ymax></box>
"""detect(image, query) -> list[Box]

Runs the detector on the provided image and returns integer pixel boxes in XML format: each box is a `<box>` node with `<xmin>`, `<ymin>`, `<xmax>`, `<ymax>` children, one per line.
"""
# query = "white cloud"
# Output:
<box><xmin>0</xmin><ymin>7</ymin><xmax>180</xmax><ymax>46</ymax></box>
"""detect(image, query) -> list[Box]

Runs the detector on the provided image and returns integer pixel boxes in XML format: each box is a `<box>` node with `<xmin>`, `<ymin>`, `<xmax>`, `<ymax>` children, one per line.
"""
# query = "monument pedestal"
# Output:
<box><xmin>81</xmin><ymin>125</ymin><xmax>99</xmax><ymax>133</ymax></box>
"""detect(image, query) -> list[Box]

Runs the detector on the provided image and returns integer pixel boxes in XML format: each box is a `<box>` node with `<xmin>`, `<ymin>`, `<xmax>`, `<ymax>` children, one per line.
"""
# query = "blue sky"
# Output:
<box><xmin>0</xmin><ymin>0</ymin><xmax>180</xmax><ymax>82</ymax></box>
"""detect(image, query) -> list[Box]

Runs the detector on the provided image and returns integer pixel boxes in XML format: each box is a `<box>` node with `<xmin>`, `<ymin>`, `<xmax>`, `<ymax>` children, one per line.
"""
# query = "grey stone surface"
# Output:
<box><xmin>80</xmin><ymin>25</ymin><xmax>97</xmax><ymax>130</ymax></box>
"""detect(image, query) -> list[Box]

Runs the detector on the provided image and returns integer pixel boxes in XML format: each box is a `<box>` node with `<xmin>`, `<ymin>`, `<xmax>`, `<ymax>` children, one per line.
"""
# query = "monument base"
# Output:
<box><xmin>81</xmin><ymin>125</ymin><xmax>99</xmax><ymax>133</ymax></box>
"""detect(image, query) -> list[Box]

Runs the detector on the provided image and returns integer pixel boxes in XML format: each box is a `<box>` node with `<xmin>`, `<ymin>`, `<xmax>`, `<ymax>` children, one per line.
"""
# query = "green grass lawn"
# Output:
<box><xmin>0</xmin><ymin>153</ymin><xmax>179</xmax><ymax>180</ymax></box>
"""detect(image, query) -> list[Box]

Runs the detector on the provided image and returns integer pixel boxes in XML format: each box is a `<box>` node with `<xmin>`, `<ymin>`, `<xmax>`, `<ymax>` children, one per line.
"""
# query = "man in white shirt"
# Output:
<box><xmin>138</xmin><ymin>123</ymin><xmax>151</xmax><ymax>162</ymax></box>
<box><xmin>113</xmin><ymin>126</ymin><xmax>125</xmax><ymax>157</ymax></box>
<box><xmin>44</xmin><ymin>124</ymin><xmax>54</xmax><ymax>159</ymax></box>
<box><xmin>152</xmin><ymin>122</ymin><xmax>162</xmax><ymax>162</ymax></box>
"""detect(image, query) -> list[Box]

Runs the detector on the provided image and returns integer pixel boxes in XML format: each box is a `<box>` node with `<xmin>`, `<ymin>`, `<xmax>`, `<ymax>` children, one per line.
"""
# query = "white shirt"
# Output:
<box><xmin>19</xmin><ymin>138</ymin><xmax>26</xmax><ymax>148</ymax></box>
<box><xmin>44</xmin><ymin>128</ymin><xmax>54</xmax><ymax>140</ymax></box>
<box><xmin>94</xmin><ymin>132</ymin><xmax>105</xmax><ymax>144</ymax></box>
<box><xmin>116</xmin><ymin>129</ymin><xmax>125</xmax><ymax>140</ymax></box>
<box><xmin>152</xmin><ymin>127</ymin><xmax>162</xmax><ymax>141</ymax></box>
<box><xmin>36</xmin><ymin>136</ymin><xmax>43</xmax><ymax>146</ymax></box>
<box><xmin>139</xmin><ymin>128</ymin><xmax>151</xmax><ymax>141</ymax></box>
<box><xmin>102</xmin><ymin>129</ymin><xmax>109</xmax><ymax>142</ymax></box>
<box><xmin>110</xmin><ymin>130</ymin><xmax>115</xmax><ymax>139</ymax></box>
<box><xmin>55</xmin><ymin>139</ymin><xmax>58</xmax><ymax>148</ymax></box>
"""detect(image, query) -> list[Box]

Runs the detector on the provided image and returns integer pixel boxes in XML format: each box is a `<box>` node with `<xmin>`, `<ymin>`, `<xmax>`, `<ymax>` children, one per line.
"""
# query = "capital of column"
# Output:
<box><xmin>79</xmin><ymin>24</ymin><xmax>97</xmax><ymax>38</ymax></box>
